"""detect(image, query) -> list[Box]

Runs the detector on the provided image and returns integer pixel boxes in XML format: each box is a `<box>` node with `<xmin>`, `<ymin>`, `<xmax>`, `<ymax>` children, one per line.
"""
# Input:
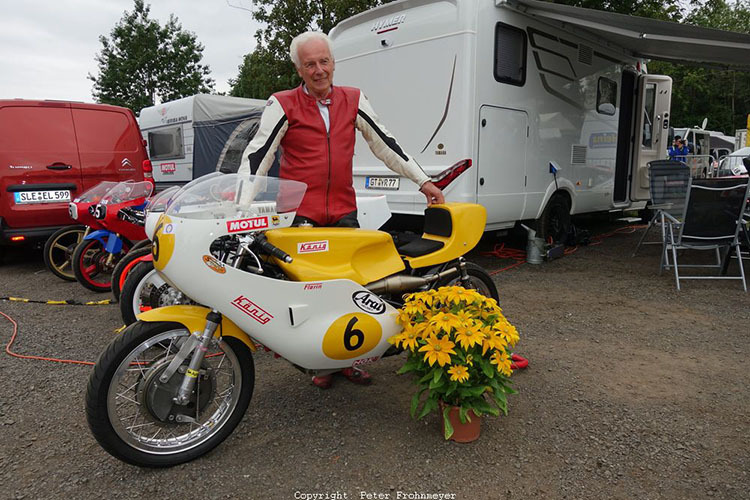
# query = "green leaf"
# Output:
<box><xmin>417</xmin><ymin>395</ymin><xmax>438</xmax><ymax>420</ymax></box>
<box><xmin>410</xmin><ymin>387</ymin><xmax>427</xmax><ymax>418</ymax></box>
<box><xmin>433</xmin><ymin>369</ymin><xmax>443</xmax><ymax>384</ymax></box>
<box><xmin>418</xmin><ymin>369</ymin><xmax>436</xmax><ymax>384</ymax></box>
<box><xmin>445</xmin><ymin>380</ymin><xmax>458</xmax><ymax>397</ymax></box>
<box><xmin>428</xmin><ymin>376</ymin><xmax>446</xmax><ymax>390</ymax></box>
<box><xmin>481</xmin><ymin>360</ymin><xmax>496</xmax><ymax>379</ymax></box>
<box><xmin>443</xmin><ymin>406</ymin><xmax>454</xmax><ymax>440</ymax></box>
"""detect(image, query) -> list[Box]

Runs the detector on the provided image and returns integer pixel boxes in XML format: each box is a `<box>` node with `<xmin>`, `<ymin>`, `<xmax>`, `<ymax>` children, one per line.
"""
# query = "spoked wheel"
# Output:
<box><xmin>44</xmin><ymin>225</ymin><xmax>87</xmax><ymax>281</ymax></box>
<box><xmin>438</xmin><ymin>262</ymin><xmax>499</xmax><ymax>301</ymax></box>
<box><xmin>72</xmin><ymin>238</ymin><xmax>130</xmax><ymax>292</ymax></box>
<box><xmin>111</xmin><ymin>245</ymin><xmax>152</xmax><ymax>302</ymax></box>
<box><xmin>86</xmin><ymin>321</ymin><xmax>255</xmax><ymax>467</ymax></box>
<box><xmin>120</xmin><ymin>261</ymin><xmax>193</xmax><ymax>325</ymax></box>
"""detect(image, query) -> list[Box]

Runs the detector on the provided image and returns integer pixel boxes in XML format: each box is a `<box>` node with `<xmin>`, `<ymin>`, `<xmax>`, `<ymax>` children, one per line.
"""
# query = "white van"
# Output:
<box><xmin>139</xmin><ymin>94</ymin><xmax>266</xmax><ymax>188</ymax></box>
<box><xmin>329</xmin><ymin>0</ymin><xmax>685</xmax><ymax>238</ymax></box>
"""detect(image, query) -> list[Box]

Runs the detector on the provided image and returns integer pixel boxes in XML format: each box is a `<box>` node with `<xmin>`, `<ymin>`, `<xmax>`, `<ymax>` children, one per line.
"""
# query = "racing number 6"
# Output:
<box><xmin>322</xmin><ymin>313</ymin><xmax>383</xmax><ymax>360</ymax></box>
<box><xmin>343</xmin><ymin>317</ymin><xmax>364</xmax><ymax>351</ymax></box>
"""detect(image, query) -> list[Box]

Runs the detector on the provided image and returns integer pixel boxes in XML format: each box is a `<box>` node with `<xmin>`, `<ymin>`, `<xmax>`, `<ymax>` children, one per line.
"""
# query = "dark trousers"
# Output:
<box><xmin>292</xmin><ymin>210</ymin><xmax>359</xmax><ymax>228</ymax></box>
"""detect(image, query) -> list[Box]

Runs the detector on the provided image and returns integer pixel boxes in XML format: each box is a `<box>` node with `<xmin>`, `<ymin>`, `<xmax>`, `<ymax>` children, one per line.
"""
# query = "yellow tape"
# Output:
<box><xmin>46</xmin><ymin>300</ymin><xmax>68</xmax><ymax>305</ymax></box>
<box><xmin>9</xmin><ymin>297</ymin><xmax>30</xmax><ymax>302</ymax></box>
<box><xmin>186</xmin><ymin>368</ymin><xmax>199</xmax><ymax>378</ymax></box>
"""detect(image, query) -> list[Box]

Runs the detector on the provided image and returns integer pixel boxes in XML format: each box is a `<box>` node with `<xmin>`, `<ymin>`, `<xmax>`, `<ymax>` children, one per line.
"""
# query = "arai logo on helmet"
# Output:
<box><xmin>352</xmin><ymin>291</ymin><xmax>385</xmax><ymax>315</ymax></box>
<box><xmin>370</xmin><ymin>14</ymin><xmax>406</xmax><ymax>32</ymax></box>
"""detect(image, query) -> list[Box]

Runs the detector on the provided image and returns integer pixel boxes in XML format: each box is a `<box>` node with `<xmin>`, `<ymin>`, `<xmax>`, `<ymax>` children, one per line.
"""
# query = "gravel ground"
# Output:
<box><xmin>1</xmin><ymin>217</ymin><xmax>748</xmax><ymax>500</ymax></box>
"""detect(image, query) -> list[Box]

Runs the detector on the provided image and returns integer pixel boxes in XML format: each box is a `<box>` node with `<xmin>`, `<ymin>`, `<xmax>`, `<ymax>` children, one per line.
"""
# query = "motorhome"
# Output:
<box><xmin>329</xmin><ymin>0</ymin><xmax>750</xmax><ymax>239</ymax></box>
<box><xmin>138</xmin><ymin>94</ymin><xmax>266</xmax><ymax>188</ymax></box>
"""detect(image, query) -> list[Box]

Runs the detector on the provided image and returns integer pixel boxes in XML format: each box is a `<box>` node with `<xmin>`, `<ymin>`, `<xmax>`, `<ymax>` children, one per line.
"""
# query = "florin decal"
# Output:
<box><xmin>226</xmin><ymin>217</ymin><xmax>269</xmax><ymax>233</ymax></box>
<box><xmin>298</xmin><ymin>240</ymin><xmax>328</xmax><ymax>254</ymax></box>
<box><xmin>202</xmin><ymin>255</ymin><xmax>226</xmax><ymax>274</ymax></box>
<box><xmin>303</xmin><ymin>283</ymin><xmax>323</xmax><ymax>290</ymax></box>
<box><xmin>352</xmin><ymin>290</ymin><xmax>386</xmax><ymax>314</ymax></box>
<box><xmin>231</xmin><ymin>295</ymin><xmax>273</xmax><ymax>325</ymax></box>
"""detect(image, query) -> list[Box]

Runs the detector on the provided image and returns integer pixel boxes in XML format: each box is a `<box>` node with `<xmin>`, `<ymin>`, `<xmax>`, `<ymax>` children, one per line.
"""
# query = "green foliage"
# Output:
<box><xmin>229</xmin><ymin>0</ymin><xmax>391</xmax><ymax>99</ymax></box>
<box><xmin>89</xmin><ymin>0</ymin><xmax>214</xmax><ymax>112</ymax></box>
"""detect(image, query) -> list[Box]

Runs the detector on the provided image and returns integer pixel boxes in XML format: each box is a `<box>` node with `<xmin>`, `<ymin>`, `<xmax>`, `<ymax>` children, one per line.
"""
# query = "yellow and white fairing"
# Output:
<box><xmin>149</xmin><ymin>174</ymin><xmax>401</xmax><ymax>370</ymax></box>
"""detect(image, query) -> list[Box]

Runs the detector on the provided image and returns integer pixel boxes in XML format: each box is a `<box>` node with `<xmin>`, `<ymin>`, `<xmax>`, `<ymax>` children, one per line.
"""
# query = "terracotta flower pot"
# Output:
<box><xmin>440</xmin><ymin>402</ymin><xmax>481</xmax><ymax>443</ymax></box>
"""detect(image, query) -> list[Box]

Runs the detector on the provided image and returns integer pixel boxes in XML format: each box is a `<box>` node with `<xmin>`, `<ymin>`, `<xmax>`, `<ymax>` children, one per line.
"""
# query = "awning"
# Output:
<box><xmin>497</xmin><ymin>0</ymin><xmax>750</xmax><ymax>71</ymax></box>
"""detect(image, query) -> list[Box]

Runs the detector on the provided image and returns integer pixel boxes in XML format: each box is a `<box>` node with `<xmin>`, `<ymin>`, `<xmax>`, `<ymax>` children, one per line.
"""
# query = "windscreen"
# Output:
<box><xmin>145</xmin><ymin>185</ymin><xmax>181</xmax><ymax>213</ymax></box>
<box><xmin>101</xmin><ymin>181</ymin><xmax>154</xmax><ymax>205</ymax></box>
<box><xmin>166</xmin><ymin>174</ymin><xmax>307</xmax><ymax>220</ymax></box>
<box><xmin>73</xmin><ymin>181</ymin><xmax>118</xmax><ymax>203</ymax></box>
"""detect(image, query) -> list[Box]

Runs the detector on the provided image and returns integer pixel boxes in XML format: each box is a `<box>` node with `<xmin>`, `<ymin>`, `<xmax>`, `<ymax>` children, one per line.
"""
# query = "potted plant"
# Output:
<box><xmin>388</xmin><ymin>286</ymin><xmax>519</xmax><ymax>442</ymax></box>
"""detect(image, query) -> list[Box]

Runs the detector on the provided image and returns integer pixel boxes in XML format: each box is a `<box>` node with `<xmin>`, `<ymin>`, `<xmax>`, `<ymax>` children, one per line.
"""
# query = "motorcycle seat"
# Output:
<box><xmin>398</xmin><ymin>238</ymin><xmax>444</xmax><ymax>257</ymax></box>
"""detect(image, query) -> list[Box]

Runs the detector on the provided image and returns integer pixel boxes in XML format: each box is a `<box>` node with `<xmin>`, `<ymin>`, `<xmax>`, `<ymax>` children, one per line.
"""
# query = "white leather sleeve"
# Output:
<box><xmin>238</xmin><ymin>96</ymin><xmax>288</xmax><ymax>176</ymax></box>
<box><xmin>354</xmin><ymin>92</ymin><xmax>430</xmax><ymax>187</ymax></box>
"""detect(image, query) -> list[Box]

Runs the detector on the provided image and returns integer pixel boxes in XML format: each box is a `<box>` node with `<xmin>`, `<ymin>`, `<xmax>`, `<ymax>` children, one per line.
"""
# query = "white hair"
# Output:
<box><xmin>289</xmin><ymin>31</ymin><xmax>334</xmax><ymax>68</ymax></box>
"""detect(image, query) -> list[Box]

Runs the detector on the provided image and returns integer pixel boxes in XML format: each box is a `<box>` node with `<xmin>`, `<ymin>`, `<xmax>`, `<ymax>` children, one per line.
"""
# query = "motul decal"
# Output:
<box><xmin>297</xmin><ymin>240</ymin><xmax>328</xmax><ymax>254</ymax></box>
<box><xmin>227</xmin><ymin>217</ymin><xmax>269</xmax><ymax>233</ymax></box>
<box><xmin>202</xmin><ymin>255</ymin><xmax>226</xmax><ymax>274</ymax></box>
<box><xmin>304</xmin><ymin>283</ymin><xmax>322</xmax><ymax>290</ymax></box>
<box><xmin>231</xmin><ymin>295</ymin><xmax>273</xmax><ymax>325</ymax></box>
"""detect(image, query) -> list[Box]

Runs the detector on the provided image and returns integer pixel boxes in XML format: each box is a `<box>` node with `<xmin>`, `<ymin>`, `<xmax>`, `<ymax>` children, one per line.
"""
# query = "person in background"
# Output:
<box><xmin>668</xmin><ymin>136</ymin><xmax>689</xmax><ymax>163</ymax></box>
<box><xmin>239</xmin><ymin>31</ymin><xmax>445</xmax><ymax>388</ymax></box>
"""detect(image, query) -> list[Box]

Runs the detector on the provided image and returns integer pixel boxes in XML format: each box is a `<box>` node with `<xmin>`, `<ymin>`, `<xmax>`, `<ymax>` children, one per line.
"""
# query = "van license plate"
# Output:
<box><xmin>14</xmin><ymin>190</ymin><xmax>71</xmax><ymax>204</ymax></box>
<box><xmin>365</xmin><ymin>177</ymin><xmax>400</xmax><ymax>190</ymax></box>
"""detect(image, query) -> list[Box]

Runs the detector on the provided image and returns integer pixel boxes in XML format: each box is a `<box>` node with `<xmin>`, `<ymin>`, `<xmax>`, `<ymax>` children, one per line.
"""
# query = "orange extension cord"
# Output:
<box><xmin>1</xmin><ymin>224</ymin><xmax>644</xmax><ymax>367</ymax></box>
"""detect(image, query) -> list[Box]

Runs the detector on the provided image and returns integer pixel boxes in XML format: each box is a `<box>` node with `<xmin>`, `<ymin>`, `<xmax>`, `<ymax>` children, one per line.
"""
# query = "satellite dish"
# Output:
<box><xmin>701</xmin><ymin>118</ymin><xmax>708</xmax><ymax>130</ymax></box>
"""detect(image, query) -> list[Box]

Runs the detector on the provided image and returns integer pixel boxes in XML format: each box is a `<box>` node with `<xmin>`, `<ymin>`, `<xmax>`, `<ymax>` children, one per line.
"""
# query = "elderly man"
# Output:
<box><xmin>239</xmin><ymin>31</ymin><xmax>444</xmax><ymax>389</ymax></box>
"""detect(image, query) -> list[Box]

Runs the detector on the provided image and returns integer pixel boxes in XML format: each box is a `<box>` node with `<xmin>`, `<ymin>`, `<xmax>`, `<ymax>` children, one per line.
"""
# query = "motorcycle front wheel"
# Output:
<box><xmin>43</xmin><ymin>224</ymin><xmax>87</xmax><ymax>281</ymax></box>
<box><xmin>120</xmin><ymin>261</ymin><xmax>193</xmax><ymax>325</ymax></box>
<box><xmin>86</xmin><ymin>321</ymin><xmax>254</xmax><ymax>467</ymax></box>
<box><xmin>72</xmin><ymin>238</ymin><xmax>130</xmax><ymax>292</ymax></box>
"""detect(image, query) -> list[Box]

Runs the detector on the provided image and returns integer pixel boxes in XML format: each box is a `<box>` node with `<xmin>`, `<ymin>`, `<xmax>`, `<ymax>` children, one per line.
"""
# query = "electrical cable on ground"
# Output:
<box><xmin>0</xmin><ymin>296</ymin><xmax>113</xmax><ymax>306</ymax></box>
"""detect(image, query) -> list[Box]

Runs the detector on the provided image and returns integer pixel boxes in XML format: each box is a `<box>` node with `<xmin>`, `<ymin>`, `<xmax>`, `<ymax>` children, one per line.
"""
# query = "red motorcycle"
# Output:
<box><xmin>71</xmin><ymin>181</ymin><xmax>153</xmax><ymax>292</ymax></box>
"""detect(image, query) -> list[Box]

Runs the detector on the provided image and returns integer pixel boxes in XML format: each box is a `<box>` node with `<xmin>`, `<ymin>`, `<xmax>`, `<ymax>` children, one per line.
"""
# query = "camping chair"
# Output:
<box><xmin>660</xmin><ymin>178</ymin><xmax>750</xmax><ymax>291</ymax></box>
<box><xmin>633</xmin><ymin>160</ymin><xmax>691</xmax><ymax>256</ymax></box>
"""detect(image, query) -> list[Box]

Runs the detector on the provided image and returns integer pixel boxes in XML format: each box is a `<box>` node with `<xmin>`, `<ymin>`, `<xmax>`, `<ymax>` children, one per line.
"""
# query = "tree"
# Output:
<box><xmin>649</xmin><ymin>0</ymin><xmax>750</xmax><ymax>134</ymax></box>
<box><xmin>229</xmin><ymin>0</ymin><xmax>391</xmax><ymax>99</ymax></box>
<box><xmin>90</xmin><ymin>0</ymin><xmax>214</xmax><ymax>111</ymax></box>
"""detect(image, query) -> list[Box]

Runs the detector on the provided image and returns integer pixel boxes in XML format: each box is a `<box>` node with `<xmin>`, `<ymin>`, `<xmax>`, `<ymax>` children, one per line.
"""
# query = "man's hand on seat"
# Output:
<box><xmin>419</xmin><ymin>181</ymin><xmax>445</xmax><ymax>206</ymax></box>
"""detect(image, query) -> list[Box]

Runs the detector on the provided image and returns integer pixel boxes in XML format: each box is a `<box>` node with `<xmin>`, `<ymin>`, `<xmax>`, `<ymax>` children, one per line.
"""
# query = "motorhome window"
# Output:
<box><xmin>148</xmin><ymin>127</ymin><xmax>184</xmax><ymax>160</ymax></box>
<box><xmin>641</xmin><ymin>83</ymin><xmax>656</xmax><ymax>148</ymax></box>
<box><xmin>494</xmin><ymin>23</ymin><xmax>526</xmax><ymax>86</ymax></box>
<box><xmin>596</xmin><ymin>78</ymin><xmax>617</xmax><ymax>116</ymax></box>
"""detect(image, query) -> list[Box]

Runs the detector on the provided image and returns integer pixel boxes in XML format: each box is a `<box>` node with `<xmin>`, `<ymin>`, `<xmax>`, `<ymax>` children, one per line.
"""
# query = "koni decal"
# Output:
<box><xmin>231</xmin><ymin>295</ymin><xmax>273</xmax><ymax>324</ymax></box>
<box><xmin>226</xmin><ymin>216</ymin><xmax>269</xmax><ymax>233</ymax></box>
<box><xmin>297</xmin><ymin>240</ymin><xmax>328</xmax><ymax>254</ymax></box>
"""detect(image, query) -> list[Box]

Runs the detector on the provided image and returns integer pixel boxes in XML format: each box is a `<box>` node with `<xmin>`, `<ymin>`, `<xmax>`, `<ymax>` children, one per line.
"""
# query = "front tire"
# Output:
<box><xmin>111</xmin><ymin>245</ymin><xmax>152</xmax><ymax>302</ymax></box>
<box><xmin>44</xmin><ymin>225</ymin><xmax>86</xmax><ymax>281</ymax></box>
<box><xmin>538</xmin><ymin>194</ymin><xmax>571</xmax><ymax>244</ymax></box>
<box><xmin>72</xmin><ymin>237</ymin><xmax>130</xmax><ymax>293</ymax></box>
<box><xmin>120</xmin><ymin>261</ymin><xmax>192</xmax><ymax>325</ymax></box>
<box><xmin>85</xmin><ymin>321</ymin><xmax>255</xmax><ymax>467</ymax></box>
<box><xmin>438</xmin><ymin>262</ymin><xmax>499</xmax><ymax>301</ymax></box>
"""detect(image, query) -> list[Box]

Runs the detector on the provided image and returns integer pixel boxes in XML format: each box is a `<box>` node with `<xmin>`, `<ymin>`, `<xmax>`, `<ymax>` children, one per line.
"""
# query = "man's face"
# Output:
<box><xmin>296</xmin><ymin>38</ymin><xmax>335</xmax><ymax>99</ymax></box>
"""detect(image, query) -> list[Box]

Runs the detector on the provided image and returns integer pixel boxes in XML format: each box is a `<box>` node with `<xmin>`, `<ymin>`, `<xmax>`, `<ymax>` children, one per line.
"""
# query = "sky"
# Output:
<box><xmin>0</xmin><ymin>0</ymin><xmax>262</xmax><ymax>103</ymax></box>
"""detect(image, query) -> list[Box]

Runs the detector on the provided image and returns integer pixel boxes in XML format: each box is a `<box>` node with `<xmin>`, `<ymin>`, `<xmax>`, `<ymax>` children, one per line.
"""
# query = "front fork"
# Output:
<box><xmin>158</xmin><ymin>310</ymin><xmax>223</xmax><ymax>406</ymax></box>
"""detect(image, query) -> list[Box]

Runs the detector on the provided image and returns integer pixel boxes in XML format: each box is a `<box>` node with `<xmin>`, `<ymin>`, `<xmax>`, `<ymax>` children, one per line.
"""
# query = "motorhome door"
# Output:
<box><xmin>630</xmin><ymin>75</ymin><xmax>672</xmax><ymax>201</ymax></box>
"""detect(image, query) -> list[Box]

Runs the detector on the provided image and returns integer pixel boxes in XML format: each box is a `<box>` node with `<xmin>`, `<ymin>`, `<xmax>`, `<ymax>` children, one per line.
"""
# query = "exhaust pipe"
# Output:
<box><xmin>365</xmin><ymin>264</ymin><xmax>464</xmax><ymax>295</ymax></box>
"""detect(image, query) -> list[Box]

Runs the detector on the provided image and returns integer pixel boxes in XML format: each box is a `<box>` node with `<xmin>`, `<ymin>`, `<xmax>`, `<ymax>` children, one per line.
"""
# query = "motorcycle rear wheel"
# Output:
<box><xmin>86</xmin><ymin>321</ymin><xmax>254</xmax><ymax>467</ymax></box>
<box><xmin>438</xmin><ymin>262</ymin><xmax>499</xmax><ymax>301</ymax></box>
<box><xmin>120</xmin><ymin>261</ymin><xmax>192</xmax><ymax>325</ymax></box>
<box><xmin>111</xmin><ymin>245</ymin><xmax>152</xmax><ymax>302</ymax></box>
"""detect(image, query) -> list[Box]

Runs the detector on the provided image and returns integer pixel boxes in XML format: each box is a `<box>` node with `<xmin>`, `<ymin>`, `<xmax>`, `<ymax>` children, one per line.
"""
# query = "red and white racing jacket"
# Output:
<box><xmin>239</xmin><ymin>85</ymin><xmax>429</xmax><ymax>226</ymax></box>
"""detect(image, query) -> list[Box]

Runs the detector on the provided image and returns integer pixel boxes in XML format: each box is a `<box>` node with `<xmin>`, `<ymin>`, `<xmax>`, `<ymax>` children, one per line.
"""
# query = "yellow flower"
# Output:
<box><xmin>454</xmin><ymin>322</ymin><xmax>485</xmax><ymax>350</ymax></box>
<box><xmin>482</xmin><ymin>329</ymin><xmax>508</xmax><ymax>355</ymax></box>
<box><xmin>490</xmin><ymin>350</ymin><xmax>513</xmax><ymax>376</ymax></box>
<box><xmin>455</xmin><ymin>309</ymin><xmax>476</xmax><ymax>326</ymax></box>
<box><xmin>447</xmin><ymin>364</ymin><xmax>470</xmax><ymax>383</ymax></box>
<box><xmin>399</xmin><ymin>324</ymin><xmax>421</xmax><ymax>351</ymax></box>
<box><xmin>414</xmin><ymin>321</ymin><xmax>432</xmax><ymax>338</ymax></box>
<box><xmin>387</xmin><ymin>332</ymin><xmax>405</xmax><ymax>348</ymax></box>
<box><xmin>494</xmin><ymin>321</ymin><xmax>520</xmax><ymax>347</ymax></box>
<box><xmin>402</xmin><ymin>300</ymin><xmax>426</xmax><ymax>316</ymax></box>
<box><xmin>418</xmin><ymin>334</ymin><xmax>456</xmax><ymax>367</ymax></box>
<box><xmin>396</xmin><ymin>309</ymin><xmax>412</xmax><ymax>327</ymax></box>
<box><xmin>444</xmin><ymin>286</ymin><xmax>479</xmax><ymax>306</ymax></box>
<box><xmin>465</xmin><ymin>354</ymin><xmax>474</xmax><ymax>367</ymax></box>
<box><xmin>429</xmin><ymin>312</ymin><xmax>462</xmax><ymax>334</ymax></box>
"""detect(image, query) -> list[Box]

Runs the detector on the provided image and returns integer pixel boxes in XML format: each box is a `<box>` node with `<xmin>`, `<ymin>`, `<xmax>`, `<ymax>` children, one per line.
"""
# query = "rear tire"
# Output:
<box><xmin>85</xmin><ymin>321</ymin><xmax>254</xmax><ymax>467</ymax></box>
<box><xmin>438</xmin><ymin>262</ymin><xmax>499</xmax><ymax>301</ymax></box>
<box><xmin>111</xmin><ymin>245</ymin><xmax>152</xmax><ymax>302</ymax></box>
<box><xmin>538</xmin><ymin>195</ymin><xmax>571</xmax><ymax>244</ymax></box>
<box><xmin>43</xmin><ymin>225</ymin><xmax>87</xmax><ymax>281</ymax></box>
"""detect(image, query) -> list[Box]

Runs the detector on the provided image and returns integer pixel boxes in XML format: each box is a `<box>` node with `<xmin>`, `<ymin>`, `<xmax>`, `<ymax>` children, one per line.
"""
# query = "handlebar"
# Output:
<box><xmin>255</xmin><ymin>234</ymin><xmax>293</xmax><ymax>263</ymax></box>
<box><xmin>117</xmin><ymin>207</ymin><xmax>146</xmax><ymax>226</ymax></box>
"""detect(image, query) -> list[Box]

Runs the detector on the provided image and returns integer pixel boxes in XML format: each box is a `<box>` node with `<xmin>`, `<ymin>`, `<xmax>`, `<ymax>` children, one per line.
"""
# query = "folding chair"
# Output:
<box><xmin>633</xmin><ymin>160</ymin><xmax>691</xmax><ymax>256</ymax></box>
<box><xmin>660</xmin><ymin>178</ymin><xmax>750</xmax><ymax>291</ymax></box>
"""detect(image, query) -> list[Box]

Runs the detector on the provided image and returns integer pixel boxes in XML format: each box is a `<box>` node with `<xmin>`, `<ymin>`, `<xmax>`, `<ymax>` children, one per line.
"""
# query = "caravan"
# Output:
<box><xmin>138</xmin><ymin>94</ymin><xmax>267</xmax><ymax>188</ymax></box>
<box><xmin>329</xmin><ymin>0</ymin><xmax>750</xmax><ymax>238</ymax></box>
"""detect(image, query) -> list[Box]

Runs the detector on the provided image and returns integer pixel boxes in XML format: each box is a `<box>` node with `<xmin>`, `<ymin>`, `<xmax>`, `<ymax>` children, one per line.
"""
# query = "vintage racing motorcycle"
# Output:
<box><xmin>86</xmin><ymin>173</ymin><xmax>497</xmax><ymax>467</ymax></box>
